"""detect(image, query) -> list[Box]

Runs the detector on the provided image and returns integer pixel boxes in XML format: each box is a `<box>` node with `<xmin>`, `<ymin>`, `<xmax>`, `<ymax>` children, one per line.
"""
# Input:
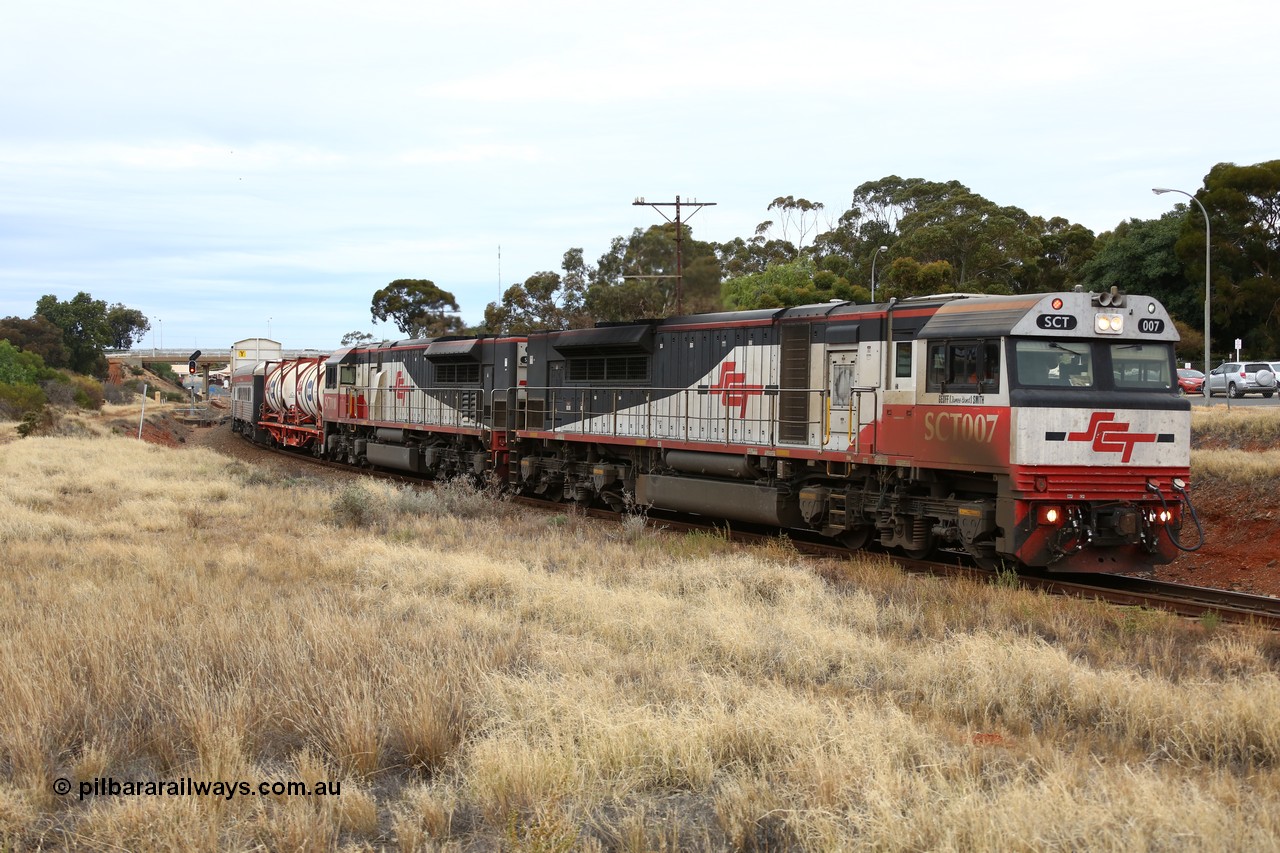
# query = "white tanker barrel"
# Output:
<box><xmin>295</xmin><ymin>361</ymin><xmax>321</xmax><ymax>419</ymax></box>
<box><xmin>264</xmin><ymin>362</ymin><xmax>289</xmax><ymax>415</ymax></box>
<box><xmin>263</xmin><ymin>359</ymin><xmax>322</xmax><ymax>419</ymax></box>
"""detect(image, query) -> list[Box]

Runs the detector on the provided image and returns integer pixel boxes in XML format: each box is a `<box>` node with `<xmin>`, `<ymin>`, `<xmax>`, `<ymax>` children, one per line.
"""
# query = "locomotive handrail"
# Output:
<box><xmin>336</xmin><ymin>380</ymin><xmax>880</xmax><ymax>453</ymax></box>
<box><xmin>822</xmin><ymin>386</ymin><xmax>878</xmax><ymax>451</ymax></box>
<box><xmin>336</xmin><ymin>384</ymin><xmax>485</xmax><ymax>430</ymax></box>
<box><xmin>823</xmin><ymin>394</ymin><xmax>830</xmax><ymax>446</ymax></box>
<box><xmin>512</xmin><ymin>385</ymin><xmax>839</xmax><ymax>450</ymax></box>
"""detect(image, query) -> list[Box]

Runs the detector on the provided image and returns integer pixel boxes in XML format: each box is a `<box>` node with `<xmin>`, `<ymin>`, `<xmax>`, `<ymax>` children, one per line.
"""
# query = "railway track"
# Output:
<box><xmin>243</xmin><ymin>433</ymin><xmax>1280</xmax><ymax>629</ymax></box>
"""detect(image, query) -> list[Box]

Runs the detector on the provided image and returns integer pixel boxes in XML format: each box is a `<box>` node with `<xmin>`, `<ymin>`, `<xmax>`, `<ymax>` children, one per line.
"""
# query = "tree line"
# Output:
<box><xmin>1</xmin><ymin>293</ymin><xmax>150</xmax><ymax>376</ymax></box>
<box><xmin>6</xmin><ymin>160</ymin><xmax>1277</xmax><ymax>395</ymax></box>
<box><xmin>363</xmin><ymin>160</ymin><xmax>1280</xmax><ymax>363</ymax></box>
<box><xmin>0</xmin><ymin>293</ymin><xmax>151</xmax><ymax>423</ymax></box>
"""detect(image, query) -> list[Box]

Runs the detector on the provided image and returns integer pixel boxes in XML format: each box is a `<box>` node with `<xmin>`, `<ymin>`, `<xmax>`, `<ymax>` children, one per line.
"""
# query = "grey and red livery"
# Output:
<box><xmin>232</xmin><ymin>289</ymin><xmax>1199</xmax><ymax>573</ymax></box>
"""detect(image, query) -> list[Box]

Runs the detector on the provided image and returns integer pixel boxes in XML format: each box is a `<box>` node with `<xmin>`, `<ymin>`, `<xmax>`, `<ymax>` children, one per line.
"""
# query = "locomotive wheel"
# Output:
<box><xmin>969</xmin><ymin>536</ymin><xmax>1006</xmax><ymax>572</ymax></box>
<box><xmin>838</xmin><ymin>526</ymin><xmax>872</xmax><ymax>551</ymax></box>
<box><xmin>898</xmin><ymin>516</ymin><xmax>935</xmax><ymax>560</ymax></box>
<box><xmin>901</xmin><ymin>540</ymin><xmax>936</xmax><ymax>560</ymax></box>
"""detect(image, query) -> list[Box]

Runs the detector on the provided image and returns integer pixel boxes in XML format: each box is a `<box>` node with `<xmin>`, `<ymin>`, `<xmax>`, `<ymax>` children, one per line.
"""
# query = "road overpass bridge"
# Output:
<box><xmin>106</xmin><ymin>347</ymin><xmax>330</xmax><ymax>368</ymax></box>
<box><xmin>105</xmin><ymin>346</ymin><xmax>331</xmax><ymax>392</ymax></box>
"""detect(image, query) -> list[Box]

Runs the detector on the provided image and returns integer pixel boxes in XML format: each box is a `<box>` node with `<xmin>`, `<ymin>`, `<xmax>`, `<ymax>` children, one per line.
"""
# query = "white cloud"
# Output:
<box><xmin>1</xmin><ymin>0</ymin><xmax>1277</xmax><ymax>349</ymax></box>
<box><xmin>398</xmin><ymin>144</ymin><xmax>542</xmax><ymax>165</ymax></box>
<box><xmin>0</xmin><ymin>142</ymin><xmax>344</xmax><ymax>171</ymax></box>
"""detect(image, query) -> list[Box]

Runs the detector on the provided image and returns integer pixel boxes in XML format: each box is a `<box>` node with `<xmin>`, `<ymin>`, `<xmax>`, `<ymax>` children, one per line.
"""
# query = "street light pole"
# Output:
<box><xmin>870</xmin><ymin>245</ymin><xmax>888</xmax><ymax>302</ymax></box>
<box><xmin>1152</xmin><ymin>187</ymin><xmax>1210</xmax><ymax>403</ymax></box>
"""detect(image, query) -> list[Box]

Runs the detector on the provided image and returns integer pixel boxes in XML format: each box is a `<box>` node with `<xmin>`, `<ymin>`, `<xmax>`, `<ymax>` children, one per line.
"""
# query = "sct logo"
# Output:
<box><xmin>1048</xmin><ymin>412</ymin><xmax>1172</xmax><ymax>463</ymax></box>
<box><xmin>708</xmin><ymin>362</ymin><xmax>763</xmax><ymax>417</ymax></box>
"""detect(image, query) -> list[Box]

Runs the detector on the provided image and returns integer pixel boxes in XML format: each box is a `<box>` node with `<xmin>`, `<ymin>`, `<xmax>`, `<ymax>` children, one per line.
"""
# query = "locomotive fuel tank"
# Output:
<box><xmin>637</xmin><ymin>474</ymin><xmax>804</xmax><ymax>528</ymax></box>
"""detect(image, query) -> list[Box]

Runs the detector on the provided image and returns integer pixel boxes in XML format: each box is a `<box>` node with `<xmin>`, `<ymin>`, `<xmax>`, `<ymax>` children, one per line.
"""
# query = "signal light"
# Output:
<box><xmin>1051</xmin><ymin>298</ymin><xmax>1064</xmax><ymax>310</ymax></box>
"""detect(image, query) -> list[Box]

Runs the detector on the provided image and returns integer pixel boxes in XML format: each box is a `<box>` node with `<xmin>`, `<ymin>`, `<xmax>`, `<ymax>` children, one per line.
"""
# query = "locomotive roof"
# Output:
<box><xmin>916</xmin><ymin>291</ymin><xmax>1180</xmax><ymax>341</ymax></box>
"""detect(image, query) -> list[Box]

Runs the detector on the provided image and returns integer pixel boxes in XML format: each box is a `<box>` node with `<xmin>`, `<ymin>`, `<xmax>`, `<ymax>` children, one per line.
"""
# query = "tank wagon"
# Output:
<box><xmin>234</xmin><ymin>289</ymin><xmax>1198</xmax><ymax>573</ymax></box>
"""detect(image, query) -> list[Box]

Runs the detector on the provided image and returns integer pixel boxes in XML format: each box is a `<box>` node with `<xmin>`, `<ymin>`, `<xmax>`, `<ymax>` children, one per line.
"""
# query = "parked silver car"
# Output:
<box><xmin>1207</xmin><ymin>362</ymin><xmax>1276</xmax><ymax>398</ymax></box>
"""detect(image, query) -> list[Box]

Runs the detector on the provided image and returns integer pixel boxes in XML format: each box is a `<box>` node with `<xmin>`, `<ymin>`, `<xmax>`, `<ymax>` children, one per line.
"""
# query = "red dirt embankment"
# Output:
<box><xmin>1156</xmin><ymin>478</ymin><xmax>1280</xmax><ymax>597</ymax></box>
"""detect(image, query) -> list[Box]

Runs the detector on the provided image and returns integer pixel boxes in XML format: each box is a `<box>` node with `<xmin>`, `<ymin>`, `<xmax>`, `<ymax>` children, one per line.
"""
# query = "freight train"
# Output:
<box><xmin>232</xmin><ymin>288</ymin><xmax>1201</xmax><ymax>573</ymax></box>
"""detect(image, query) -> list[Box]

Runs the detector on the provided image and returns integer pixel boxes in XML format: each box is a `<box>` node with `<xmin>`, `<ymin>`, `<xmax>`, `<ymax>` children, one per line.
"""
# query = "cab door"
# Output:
<box><xmin>827</xmin><ymin>350</ymin><xmax>858</xmax><ymax>448</ymax></box>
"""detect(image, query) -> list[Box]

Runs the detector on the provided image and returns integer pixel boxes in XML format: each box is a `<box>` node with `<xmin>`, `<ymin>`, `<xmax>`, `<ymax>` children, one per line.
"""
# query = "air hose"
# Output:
<box><xmin>1146</xmin><ymin>479</ymin><xmax>1204</xmax><ymax>552</ymax></box>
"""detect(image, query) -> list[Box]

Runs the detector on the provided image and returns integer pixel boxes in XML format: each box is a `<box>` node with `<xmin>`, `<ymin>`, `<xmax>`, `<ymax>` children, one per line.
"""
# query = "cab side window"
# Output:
<box><xmin>925</xmin><ymin>339</ymin><xmax>999</xmax><ymax>393</ymax></box>
<box><xmin>981</xmin><ymin>340</ymin><xmax>1001</xmax><ymax>388</ymax></box>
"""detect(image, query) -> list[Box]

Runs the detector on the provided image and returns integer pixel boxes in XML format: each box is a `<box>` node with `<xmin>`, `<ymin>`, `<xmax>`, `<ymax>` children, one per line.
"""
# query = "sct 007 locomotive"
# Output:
<box><xmin>232</xmin><ymin>289</ymin><xmax>1199</xmax><ymax>573</ymax></box>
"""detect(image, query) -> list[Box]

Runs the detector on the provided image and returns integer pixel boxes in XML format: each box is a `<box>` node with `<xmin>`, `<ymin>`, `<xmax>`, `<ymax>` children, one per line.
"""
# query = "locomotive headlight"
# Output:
<box><xmin>1094</xmin><ymin>313</ymin><xmax>1124</xmax><ymax>334</ymax></box>
<box><xmin>1036</xmin><ymin>505</ymin><xmax>1062</xmax><ymax>525</ymax></box>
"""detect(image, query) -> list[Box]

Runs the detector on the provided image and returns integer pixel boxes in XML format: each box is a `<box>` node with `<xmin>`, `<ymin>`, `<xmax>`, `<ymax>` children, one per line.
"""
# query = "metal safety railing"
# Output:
<box><xmin>337</xmin><ymin>385</ymin><xmax>484</xmax><ymax>430</ymax></box>
<box><xmin>333</xmin><ymin>382</ymin><xmax>880</xmax><ymax>452</ymax></box>
<box><xmin>495</xmin><ymin>385</ymin><xmax>879</xmax><ymax>452</ymax></box>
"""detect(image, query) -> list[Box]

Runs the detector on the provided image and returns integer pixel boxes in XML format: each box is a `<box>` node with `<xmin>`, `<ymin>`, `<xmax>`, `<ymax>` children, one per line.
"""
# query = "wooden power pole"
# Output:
<box><xmin>631</xmin><ymin>195</ymin><xmax>716</xmax><ymax>315</ymax></box>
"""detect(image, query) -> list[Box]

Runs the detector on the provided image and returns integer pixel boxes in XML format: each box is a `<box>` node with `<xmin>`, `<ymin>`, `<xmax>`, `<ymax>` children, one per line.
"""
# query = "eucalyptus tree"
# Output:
<box><xmin>484</xmin><ymin>249</ymin><xmax>591</xmax><ymax>334</ymax></box>
<box><xmin>721</xmin><ymin>257</ymin><xmax>861</xmax><ymax>310</ymax></box>
<box><xmin>34</xmin><ymin>292</ymin><xmax>117</xmax><ymax>375</ymax></box>
<box><xmin>1077</xmin><ymin>214</ymin><xmax>1187</xmax><ymax>315</ymax></box>
<box><xmin>584</xmin><ymin>224</ymin><xmax>721</xmax><ymax>320</ymax></box>
<box><xmin>370</xmin><ymin>279</ymin><xmax>463</xmax><ymax>338</ymax></box>
<box><xmin>1195</xmin><ymin>160</ymin><xmax>1280</xmax><ymax>354</ymax></box>
<box><xmin>0</xmin><ymin>315</ymin><xmax>68</xmax><ymax>368</ymax></box>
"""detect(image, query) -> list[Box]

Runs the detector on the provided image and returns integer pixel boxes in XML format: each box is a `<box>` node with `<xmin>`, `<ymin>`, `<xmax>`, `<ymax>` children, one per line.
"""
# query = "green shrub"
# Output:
<box><xmin>0</xmin><ymin>340</ymin><xmax>48</xmax><ymax>385</ymax></box>
<box><xmin>0</xmin><ymin>382</ymin><xmax>47</xmax><ymax>421</ymax></box>
<box><xmin>332</xmin><ymin>485</ymin><xmax>376</xmax><ymax>528</ymax></box>
<box><xmin>70</xmin><ymin>375</ymin><xmax>105</xmax><ymax>410</ymax></box>
<box><xmin>40</xmin><ymin>379</ymin><xmax>76</xmax><ymax>406</ymax></box>
<box><xmin>151</xmin><ymin>362</ymin><xmax>180</xmax><ymax>384</ymax></box>
<box><xmin>16</xmin><ymin>405</ymin><xmax>55</xmax><ymax>437</ymax></box>
<box><xmin>103</xmin><ymin>382</ymin><xmax>134</xmax><ymax>404</ymax></box>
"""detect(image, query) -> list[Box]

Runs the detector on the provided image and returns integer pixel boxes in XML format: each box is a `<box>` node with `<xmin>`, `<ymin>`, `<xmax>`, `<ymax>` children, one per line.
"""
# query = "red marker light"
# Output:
<box><xmin>1051</xmin><ymin>298</ymin><xmax>1064</xmax><ymax>310</ymax></box>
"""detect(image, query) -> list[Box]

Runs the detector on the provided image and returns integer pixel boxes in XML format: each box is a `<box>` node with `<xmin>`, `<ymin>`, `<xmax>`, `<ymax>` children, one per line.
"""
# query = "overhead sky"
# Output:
<box><xmin>2</xmin><ymin>0</ymin><xmax>1276</xmax><ymax>351</ymax></box>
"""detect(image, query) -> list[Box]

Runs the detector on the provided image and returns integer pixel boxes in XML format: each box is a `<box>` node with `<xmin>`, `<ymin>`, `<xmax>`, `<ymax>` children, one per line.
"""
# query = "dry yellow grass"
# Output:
<box><xmin>1192</xmin><ymin>404</ymin><xmax>1280</xmax><ymax>443</ymax></box>
<box><xmin>2</xmin><ymin>429</ymin><xmax>1279</xmax><ymax>850</ymax></box>
<box><xmin>1191</xmin><ymin>405</ymin><xmax>1280</xmax><ymax>480</ymax></box>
